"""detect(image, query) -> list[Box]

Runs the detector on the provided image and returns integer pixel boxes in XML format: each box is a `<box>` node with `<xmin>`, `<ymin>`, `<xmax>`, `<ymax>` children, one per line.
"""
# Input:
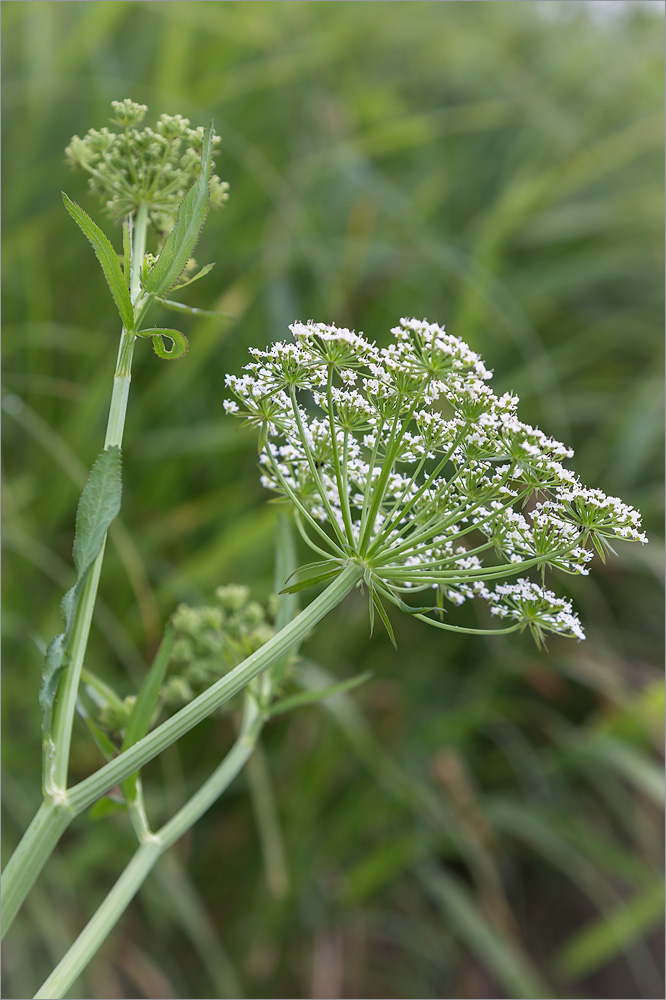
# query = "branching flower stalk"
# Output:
<box><xmin>225</xmin><ymin>317</ymin><xmax>646</xmax><ymax>646</ymax></box>
<box><xmin>2</xmin><ymin>101</ymin><xmax>648</xmax><ymax>1000</ymax></box>
<box><xmin>2</xmin><ymin>99</ymin><xmax>230</xmax><ymax>936</ymax></box>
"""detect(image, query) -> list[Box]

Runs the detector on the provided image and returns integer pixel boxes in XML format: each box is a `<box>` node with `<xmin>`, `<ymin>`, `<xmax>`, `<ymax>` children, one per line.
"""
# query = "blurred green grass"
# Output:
<box><xmin>2</xmin><ymin>2</ymin><xmax>664</xmax><ymax>998</ymax></box>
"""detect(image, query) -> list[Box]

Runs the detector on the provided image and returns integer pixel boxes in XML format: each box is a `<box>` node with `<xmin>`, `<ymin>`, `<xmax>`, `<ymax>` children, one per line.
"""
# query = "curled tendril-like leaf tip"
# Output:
<box><xmin>136</xmin><ymin>327</ymin><xmax>189</xmax><ymax>360</ymax></box>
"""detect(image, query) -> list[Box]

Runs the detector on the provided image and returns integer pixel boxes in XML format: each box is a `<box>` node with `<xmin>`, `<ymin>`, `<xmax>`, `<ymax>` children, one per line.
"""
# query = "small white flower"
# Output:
<box><xmin>225</xmin><ymin>318</ymin><xmax>647</xmax><ymax>644</ymax></box>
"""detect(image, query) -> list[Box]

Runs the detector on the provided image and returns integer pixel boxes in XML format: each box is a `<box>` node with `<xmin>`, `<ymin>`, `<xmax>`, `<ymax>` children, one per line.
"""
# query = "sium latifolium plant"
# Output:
<box><xmin>2</xmin><ymin>101</ymin><xmax>648</xmax><ymax>1000</ymax></box>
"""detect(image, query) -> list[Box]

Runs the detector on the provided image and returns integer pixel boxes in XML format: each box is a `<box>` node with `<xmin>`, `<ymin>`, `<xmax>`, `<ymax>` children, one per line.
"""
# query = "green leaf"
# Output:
<box><xmin>374</xmin><ymin>581</ymin><xmax>439</xmax><ymax>616</ymax></box>
<box><xmin>280</xmin><ymin>568</ymin><xmax>341</xmax><ymax>594</ymax></box>
<box><xmin>157</xmin><ymin>298</ymin><xmax>228</xmax><ymax>320</ymax></box>
<box><xmin>39</xmin><ymin>447</ymin><xmax>122</xmax><ymax>742</ymax></box>
<box><xmin>122</xmin><ymin>626</ymin><xmax>174</xmax><ymax>754</ymax></box>
<box><xmin>371</xmin><ymin>591</ymin><xmax>397</xmax><ymax>649</ymax></box>
<box><xmin>143</xmin><ymin>123</ymin><xmax>214</xmax><ymax>296</ymax></box>
<box><xmin>72</xmin><ymin>446</ymin><xmax>123</xmax><ymax>573</ymax></box>
<box><xmin>89</xmin><ymin>797</ymin><xmax>126</xmax><ymax>819</ymax></box>
<box><xmin>136</xmin><ymin>327</ymin><xmax>189</xmax><ymax>360</ymax></box>
<box><xmin>283</xmin><ymin>558</ymin><xmax>339</xmax><ymax>586</ymax></box>
<box><xmin>171</xmin><ymin>262</ymin><xmax>215</xmax><ymax>289</ymax></box>
<box><xmin>270</xmin><ymin>671</ymin><xmax>372</xmax><ymax>717</ymax></box>
<box><xmin>62</xmin><ymin>192</ymin><xmax>134</xmax><ymax>332</ymax></box>
<box><xmin>77</xmin><ymin>702</ymin><xmax>117</xmax><ymax>763</ymax></box>
<box><xmin>120</xmin><ymin>626</ymin><xmax>174</xmax><ymax>804</ymax></box>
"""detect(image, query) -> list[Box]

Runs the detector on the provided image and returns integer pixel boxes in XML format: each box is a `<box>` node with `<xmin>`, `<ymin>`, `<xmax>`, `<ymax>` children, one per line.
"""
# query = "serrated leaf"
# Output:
<box><xmin>73</xmin><ymin>445</ymin><xmax>123</xmax><ymax>573</ymax></box>
<box><xmin>269</xmin><ymin>671</ymin><xmax>373</xmax><ymax>717</ymax></box>
<box><xmin>39</xmin><ymin>447</ymin><xmax>122</xmax><ymax>743</ymax></box>
<box><xmin>136</xmin><ymin>327</ymin><xmax>189</xmax><ymax>360</ymax></box>
<box><xmin>143</xmin><ymin>123</ymin><xmax>214</xmax><ymax>296</ymax></box>
<box><xmin>62</xmin><ymin>193</ymin><xmax>134</xmax><ymax>332</ymax></box>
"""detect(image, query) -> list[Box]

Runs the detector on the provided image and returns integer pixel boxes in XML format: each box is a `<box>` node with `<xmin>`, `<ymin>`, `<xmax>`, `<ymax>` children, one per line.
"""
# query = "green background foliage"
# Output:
<box><xmin>2</xmin><ymin>2</ymin><xmax>663</xmax><ymax>997</ymax></box>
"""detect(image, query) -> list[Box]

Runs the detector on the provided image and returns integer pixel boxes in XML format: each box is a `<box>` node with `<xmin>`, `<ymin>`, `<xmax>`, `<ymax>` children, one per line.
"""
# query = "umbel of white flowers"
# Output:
<box><xmin>65</xmin><ymin>99</ymin><xmax>229</xmax><ymax>231</ymax></box>
<box><xmin>225</xmin><ymin>318</ymin><xmax>646</xmax><ymax>647</ymax></box>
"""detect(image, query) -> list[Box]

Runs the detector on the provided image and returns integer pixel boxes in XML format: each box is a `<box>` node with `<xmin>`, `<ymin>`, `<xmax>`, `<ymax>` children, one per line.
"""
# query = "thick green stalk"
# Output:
<box><xmin>48</xmin><ymin>203</ymin><xmax>148</xmax><ymax>793</ymax></box>
<box><xmin>2</xmin><ymin>205</ymin><xmax>149</xmax><ymax>936</ymax></box>
<box><xmin>2</xmin><ymin>562</ymin><xmax>362</xmax><ymax>934</ymax></box>
<box><xmin>67</xmin><ymin>561</ymin><xmax>362</xmax><ymax>814</ymax></box>
<box><xmin>34</xmin><ymin>696</ymin><xmax>266</xmax><ymax>1000</ymax></box>
<box><xmin>1</xmin><ymin>800</ymin><xmax>73</xmax><ymax>935</ymax></box>
<box><xmin>33</xmin><ymin>841</ymin><xmax>161</xmax><ymax>1000</ymax></box>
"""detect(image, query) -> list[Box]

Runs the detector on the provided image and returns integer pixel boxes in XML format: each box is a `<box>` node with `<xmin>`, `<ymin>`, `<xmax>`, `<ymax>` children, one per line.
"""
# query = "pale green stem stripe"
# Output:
<box><xmin>34</xmin><ymin>697</ymin><xmax>266</xmax><ymax>1000</ymax></box>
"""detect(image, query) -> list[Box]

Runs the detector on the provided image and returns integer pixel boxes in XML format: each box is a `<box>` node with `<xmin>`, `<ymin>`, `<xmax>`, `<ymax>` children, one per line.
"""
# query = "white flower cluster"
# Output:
<box><xmin>225</xmin><ymin>318</ymin><xmax>646</xmax><ymax>644</ymax></box>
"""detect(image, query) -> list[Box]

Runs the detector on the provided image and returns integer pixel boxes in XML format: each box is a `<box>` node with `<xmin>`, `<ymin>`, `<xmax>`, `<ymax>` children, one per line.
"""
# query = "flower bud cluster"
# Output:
<box><xmin>225</xmin><ymin>318</ymin><xmax>646</xmax><ymax>645</ymax></box>
<box><xmin>163</xmin><ymin>586</ymin><xmax>277</xmax><ymax>708</ymax></box>
<box><xmin>65</xmin><ymin>99</ymin><xmax>228</xmax><ymax>230</ymax></box>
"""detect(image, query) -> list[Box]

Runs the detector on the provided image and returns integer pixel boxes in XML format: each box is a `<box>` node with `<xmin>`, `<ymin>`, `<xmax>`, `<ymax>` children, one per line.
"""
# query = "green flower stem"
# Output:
<box><xmin>263</xmin><ymin>437</ymin><xmax>346</xmax><ymax>557</ymax></box>
<box><xmin>3</xmin><ymin>562</ymin><xmax>361</xmax><ymax>937</ymax></box>
<box><xmin>34</xmin><ymin>695</ymin><xmax>266</xmax><ymax>1000</ymax></box>
<box><xmin>1</xmin><ymin>799</ymin><xmax>74</xmax><ymax>937</ymax></box>
<box><xmin>33</xmin><ymin>841</ymin><xmax>161</xmax><ymax>1000</ymax></box>
<box><xmin>325</xmin><ymin>374</ymin><xmax>354</xmax><ymax>545</ymax></box>
<box><xmin>48</xmin><ymin>203</ymin><xmax>148</xmax><ymax>793</ymax></box>
<box><xmin>67</xmin><ymin>560</ymin><xmax>362</xmax><ymax>814</ymax></box>
<box><xmin>359</xmin><ymin>397</ymin><xmax>419</xmax><ymax>555</ymax></box>
<box><xmin>288</xmin><ymin>387</ymin><xmax>349</xmax><ymax>551</ymax></box>
<box><xmin>2</xmin><ymin>206</ymin><xmax>150</xmax><ymax>936</ymax></box>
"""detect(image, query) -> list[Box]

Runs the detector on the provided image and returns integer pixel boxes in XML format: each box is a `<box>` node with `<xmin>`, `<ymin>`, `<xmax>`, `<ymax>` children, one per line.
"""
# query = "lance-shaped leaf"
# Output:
<box><xmin>279</xmin><ymin>567</ymin><xmax>341</xmax><ymax>594</ymax></box>
<box><xmin>157</xmin><ymin>297</ymin><xmax>230</xmax><ymax>320</ymax></box>
<box><xmin>269</xmin><ymin>671</ymin><xmax>373</xmax><ymax>717</ymax></box>
<box><xmin>120</xmin><ymin>626</ymin><xmax>175</xmax><ymax>806</ymax></box>
<box><xmin>40</xmin><ymin>447</ymin><xmax>122</xmax><ymax>743</ymax></box>
<box><xmin>136</xmin><ymin>327</ymin><xmax>189</xmax><ymax>360</ymax></box>
<box><xmin>171</xmin><ymin>262</ymin><xmax>215</xmax><ymax>290</ymax></box>
<box><xmin>122</xmin><ymin>626</ymin><xmax>174</xmax><ymax>755</ymax></box>
<box><xmin>143</xmin><ymin>123</ymin><xmax>214</xmax><ymax>297</ymax></box>
<box><xmin>62</xmin><ymin>193</ymin><xmax>134</xmax><ymax>332</ymax></box>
